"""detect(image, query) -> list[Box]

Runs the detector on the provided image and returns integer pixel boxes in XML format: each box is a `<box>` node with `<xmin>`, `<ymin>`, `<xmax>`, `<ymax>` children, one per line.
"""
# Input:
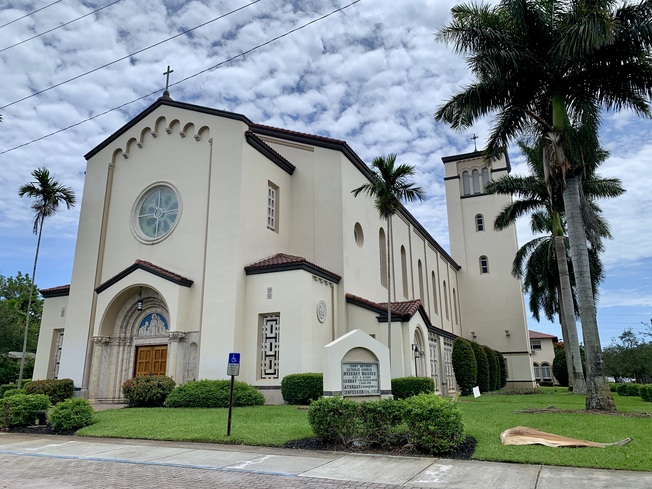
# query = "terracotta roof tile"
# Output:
<box><xmin>40</xmin><ymin>284</ymin><xmax>70</xmax><ymax>298</ymax></box>
<box><xmin>245</xmin><ymin>253</ymin><xmax>341</xmax><ymax>283</ymax></box>
<box><xmin>345</xmin><ymin>293</ymin><xmax>422</xmax><ymax>320</ymax></box>
<box><xmin>529</xmin><ymin>330</ymin><xmax>559</xmax><ymax>340</ymax></box>
<box><xmin>96</xmin><ymin>260</ymin><xmax>193</xmax><ymax>293</ymax></box>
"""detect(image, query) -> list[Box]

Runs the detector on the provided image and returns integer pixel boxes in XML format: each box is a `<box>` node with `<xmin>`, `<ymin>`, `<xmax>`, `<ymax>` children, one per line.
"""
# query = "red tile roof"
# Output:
<box><xmin>345</xmin><ymin>293</ymin><xmax>422</xmax><ymax>320</ymax></box>
<box><xmin>96</xmin><ymin>260</ymin><xmax>193</xmax><ymax>293</ymax></box>
<box><xmin>529</xmin><ymin>330</ymin><xmax>559</xmax><ymax>341</ymax></box>
<box><xmin>40</xmin><ymin>284</ymin><xmax>70</xmax><ymax>298</ymax></box>
<box><xmin>245</xmin><ymin>253</ymin><xmax>341</xmax><ymax>283</ymax></box>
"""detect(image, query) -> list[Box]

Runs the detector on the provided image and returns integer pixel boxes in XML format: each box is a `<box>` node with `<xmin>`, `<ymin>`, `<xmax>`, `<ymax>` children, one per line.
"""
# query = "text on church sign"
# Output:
<box><xmin>341</xmin><ymin>362</ymin><xmax>380</xmax><ymax>396</ymax></box>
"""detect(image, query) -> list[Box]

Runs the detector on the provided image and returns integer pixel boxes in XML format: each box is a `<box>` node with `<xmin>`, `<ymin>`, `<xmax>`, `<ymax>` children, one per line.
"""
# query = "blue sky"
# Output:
<box><xmin>0</xmin><ymin>0</ymin><xmax>651</xmax><ymax>345</ymax></box>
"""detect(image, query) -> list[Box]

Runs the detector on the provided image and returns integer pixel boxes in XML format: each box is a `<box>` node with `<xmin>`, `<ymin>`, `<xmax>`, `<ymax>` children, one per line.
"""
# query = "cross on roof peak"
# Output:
<box><xmin>162</xmin><ymin>65</ymin><xmax>174</xmax><ymax>99</ymax></box>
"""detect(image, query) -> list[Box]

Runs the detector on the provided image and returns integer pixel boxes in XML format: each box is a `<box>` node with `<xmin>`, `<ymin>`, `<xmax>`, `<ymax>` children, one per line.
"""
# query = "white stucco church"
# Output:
<box><xmin>33</xmin><ymin>93</ymin><xmax>535</xmax><ymax>403</ymax></box>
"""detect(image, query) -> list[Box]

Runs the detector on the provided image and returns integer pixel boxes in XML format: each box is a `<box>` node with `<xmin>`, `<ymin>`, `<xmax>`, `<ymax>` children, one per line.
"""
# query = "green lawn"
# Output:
<box><xmin>77</xmin><ymin>389</ymin><xmax>652</xmax><ymax>471</ymax></box>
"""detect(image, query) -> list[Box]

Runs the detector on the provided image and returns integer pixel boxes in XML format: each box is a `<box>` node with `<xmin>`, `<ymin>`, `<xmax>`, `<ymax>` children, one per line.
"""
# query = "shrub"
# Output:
<box><xmin>49</xmin><ymin>398</ymin><xmax>96</xmax><ymax>431</ymax></box>
<box><xmin>0</xmin><ymin>393</ymin><xmax>51</xmax><ymax>427</ymax></box>
<box><xmin>25</xmin><ymin>379</ymin><xmax>74</xmax><ymax>404</ymax></box>
<box><xmin>452</xmin><ymin>338</ymin><xmax>477</xmax><ymax>395</ymax></box>
<box><xmin>609</xmin><ymin>383</ymin><xmax>622</xmax><ymax>393</ymax></box>
<box><xmin>0</xmin><ymin>384</ymin><xmax>17</xmax><ymax>397</ymax></box>
<box><xmin>483</xmin><ymin>346</ymin><xmax>499</xmax><ymax>392</ymax></box>
<box><xmin>616</xmin><ymin>383</ymin><xmax>628</xmax><ymax>396</ymax></box>
<box><xmin>122</xmin><ymin>376</ymin><xmax>176</xmax><ymax>407</ymax></box>
<box><xmin>281</xmin><ymin>373</ymin><xmax>323</xmax><ymax>405</ymax></box>
<box><xmin>165</xmin><ymin>380</ymin><xmax>264</xmax><ymax>408</ymax></box>
<box><xmin>626</xmin><ymin>384</ymin><xmax>642</xmax><ymax>397</ymax></box>
<box><xmin>356</xmin><ymin>398</ymin><xmax>407</xmax><ymax>448</ymax></box>
<box><xmin>499</xmin><ymin>353</ymin><xmax>508</xmax><ymax>388</ymax></box>
<box><xmin>3</xmin><ymin>389</ymin><xmax>23</xmax><ymax>398</ymax></box>
<box><xmin>469</xmin><ymin>342</ymin><xmax>490</xmax><ymax>393</ymax></box>
<box><xmin>640</xmin><ymin>385</ymin><xmax>652</xmax><ymax>402</ymax></box>
<box><xmin>402</xmin><ymin>394</ymin><xmax>465</xmax><ymax>454</ymax></box>
<box><xmin>552</xmin><ymin>348</ymin><xmax>586</xmax><ymax>388</ymax></box>
<box><xmin>307</xmin><ymin>396</ymin><xmax>360</xmax><ymax>444</ymax></box>
<box><xmin>391</xmin><ymin>376</ymin><xmax>434</xmax><ymax>400</ymax></box>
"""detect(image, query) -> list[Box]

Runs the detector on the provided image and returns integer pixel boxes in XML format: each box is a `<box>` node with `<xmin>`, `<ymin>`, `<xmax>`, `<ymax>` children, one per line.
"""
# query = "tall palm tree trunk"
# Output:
<box><xmin>552</xmin><ymin>229</ymin><xmax>586</xmax><ymax>394</ymax></box>
<box><xmin>17</xmin><ymin>217</ymin><xmax>43</xmax><ymax>389</ymax></box>
<box><xmin>563</xmin><ymin>175</ymin><xmax>614</xmax><ymax>410</ymax></box>
<box><xmin>386</xmin><ymin>212</ymin><xmax>392</xmax><ymax>367</ymax></box>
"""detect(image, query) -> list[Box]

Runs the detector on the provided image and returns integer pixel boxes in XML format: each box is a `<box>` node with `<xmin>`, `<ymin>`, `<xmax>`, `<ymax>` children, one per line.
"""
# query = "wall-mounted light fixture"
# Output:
<box><xmin>137</xmin><ymin>287</ymin><xmax>143</xmax><ymax>311</ymax></box>
<box><xmin>412</xmin><ymin>344</ymin><xmax>420</xmax><ymax>359</ymax></box>
<box><xmin>505</xmin><ymin>329</ymin><xmax>510</xmax><ymax>337</ymax></box>
<box><xmin>471</xmin><ymin>331</ymin><xmax>477</xmax><ymax>339</ymax></box>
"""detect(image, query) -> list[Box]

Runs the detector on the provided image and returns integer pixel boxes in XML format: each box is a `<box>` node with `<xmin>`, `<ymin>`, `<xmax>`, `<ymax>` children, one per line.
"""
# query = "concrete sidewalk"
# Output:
<box><xmin>1</xmin><ymin>432</ymin><xmax>650</xmax><ymax>488</ymax></box>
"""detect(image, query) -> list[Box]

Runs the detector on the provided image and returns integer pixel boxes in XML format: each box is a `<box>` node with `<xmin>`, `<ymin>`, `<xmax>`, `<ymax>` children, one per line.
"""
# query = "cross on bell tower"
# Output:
<box><xmin>471</xmin><ymin>133</ymin><xmax>479</xmax><ymax>152</ymax></box>
<box><xmin>162</xmin><ymin>65</ymin><xmax>174</xmax><ymax>99</ymax></box>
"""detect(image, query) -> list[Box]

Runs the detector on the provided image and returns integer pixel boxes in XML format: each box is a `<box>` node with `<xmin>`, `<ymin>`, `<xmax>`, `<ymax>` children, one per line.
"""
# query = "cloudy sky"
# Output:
<box><xmin>1</xmin><ymin>0</ymin><xmax>650</xmax><ymax>344</ymax></box>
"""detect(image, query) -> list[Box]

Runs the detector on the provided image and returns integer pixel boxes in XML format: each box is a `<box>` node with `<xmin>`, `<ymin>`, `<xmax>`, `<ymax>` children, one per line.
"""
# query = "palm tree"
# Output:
<box><xmin>352</xmin><ymin>154</ymin><xmax>425</xmax><ymax>365</ymax></box>
<box><xmin>487</xmin><ymin>141</ymin><xmax>623</xmax><ymax>393</ymax></box>
<box><xmin>17</xmin><ymin>168</ymin><xmax>76</xmax><ymax>388</ymax></box>
<box><xmin>435</xmin><ymin>0</ymin><xmax>652</xmax><ymax>411</ymax></box>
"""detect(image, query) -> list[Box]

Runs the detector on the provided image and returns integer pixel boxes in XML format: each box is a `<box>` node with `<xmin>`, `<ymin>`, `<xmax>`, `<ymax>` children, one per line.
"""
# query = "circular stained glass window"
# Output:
<box><xmin>133</xmin><ymin>185</ymin><xmax>180</xmax><ymax>242</ymax></box>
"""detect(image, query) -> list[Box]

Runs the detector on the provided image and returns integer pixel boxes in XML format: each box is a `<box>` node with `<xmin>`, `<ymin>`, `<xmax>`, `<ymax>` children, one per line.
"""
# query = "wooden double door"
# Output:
<box><xmin>135</xmin><ymin>345</ymin><xmax>168</xmax><ymax>376</ymax></box>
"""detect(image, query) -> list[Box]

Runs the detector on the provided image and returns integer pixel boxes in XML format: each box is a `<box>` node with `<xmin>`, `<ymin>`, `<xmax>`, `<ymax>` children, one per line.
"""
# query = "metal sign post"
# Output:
<box><xmin>226</xmin><ymin>353</ymin><xmax>240</xmax><ymax>436</ymax></box>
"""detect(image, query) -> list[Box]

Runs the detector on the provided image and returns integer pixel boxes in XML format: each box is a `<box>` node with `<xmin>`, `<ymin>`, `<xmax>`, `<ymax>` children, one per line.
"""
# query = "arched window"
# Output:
<box><xmin>443</xmin><ymin>280</ymin><xmax>449</xmax><ymax>320</ymax></box>
<box><xmin>541</xmin><ymin>363</ymin><xmax>552</xmax><ymax>380</ymax></box>
<box><xmin>481</xmin><ymin>167</ymin><xmax>490</xmax><ymax>190</ymax></box>
<box><xmin>401</xmin><ymin>246</ymin><xmax>408</xmax><ymax>298</ymax></box>
<box><xmin>418</xmin><ymin>260</ymin><xmax>424</xmax><ymax>303</ymax></box>
<box><xmin>479</xmin><ymin>255</ymin><xmax>489</xmax><ymax>274</ymax></box>
<box><xmin>453</xmin><ymin>288</ymin><xmax>459</xmax><ymax>325</ymax></box>
<box><xmin>475</xmin><ymin>214</ymin><xmax>484</xmax><ymax>232</ymax></box>
<box><xmin>462</xmin><ymin>171</ymin><xmax>470</xmax><ymax>196</ymax></box>
<box><xmin>533</xmin><ymin>363</ymin><xmax>541</xmax><ymax>381</ymax></box>
<box><xmin>472</xmin><ymin>169</ymin><xmax>481</xmax><ymax>194</ymax></box>
<box><xmin>431</xmin><ymin>271</ymin><xmax>438</xmax><ymax>314</ymax></box>
<box><xmin>379</xmin><ymin>228</ymin><xmax>387</xmax><ymax>287</ymax></box>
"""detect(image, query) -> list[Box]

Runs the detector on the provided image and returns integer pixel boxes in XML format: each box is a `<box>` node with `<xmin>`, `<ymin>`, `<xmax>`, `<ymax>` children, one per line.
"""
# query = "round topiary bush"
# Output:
<box><xmin>49</xmin><ymin>398</ymin><xmax>95</xmax><ymax>431</ymax></box>
<box><xmin>469</xmin><ymin>342</ymin><xmax>490</xmax><ymax>393</ymax></box>
<box><xmin>452</xmin><ymin>338</ymin><xmax>477</xmax><ymax>395</ymax></box>
<box><xmin>307</xmin><ymin>396</ymin><xmax>359</xmax><ymax>444</ymax></box>
<box><xmin>0</xmin><ymin>393</ymin><xmax>51</xmax><ymax>427</ymax></box>
<box><xmin>122</xmin><ymin>375</ymin><xmax>176</xmax><ymax>407</ymax></box>
<box><xmin>281</xmin><ymin>373</ymin><xmax>323</xmax><ymax>405</ymax></box>
<box><xmin>402</xmin><ymin>393</ymin><xmax>465</xmax><ymax>454</ymax></box>
<box><xmin>391</xmin><ymin>376</ymin><xmax>435</xmax><ymax>400</ymax></box>
<box><xmin>165</xmin><ymin>380</ymin><xmax>265</xmax><ymax>408</ymax></box>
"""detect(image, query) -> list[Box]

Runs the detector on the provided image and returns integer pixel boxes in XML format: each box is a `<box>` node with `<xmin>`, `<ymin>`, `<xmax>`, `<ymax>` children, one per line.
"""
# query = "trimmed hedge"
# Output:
<box><xmin>452</xmin><ymin>338</ymin><xmax>477</xmax><ymax>395</ymax></box>
<box><xmin>25</xmin><ymin>379</ymin><xmax>74</xmax><ymax>404</ymax></box>
<box><xmin>0</xmin><ymin>393</ymin><xmax>51</xmax><ymax>427</ymax></box>
<box><xmin>640</xmin><ymin>385</ymin><xmax>652</xmax><ymax>402</ymax></box>
<box><xmin>307</xmin><ymin>395</ymin><xmax>464</xmax><ymax>454</ymax></box>
<box><xmin>403</xmin><ymin>394</ymin><xmax>465</xmax><ymax>454</ymax></box>
<box><xmin>165</xmin><ymin>380</ymin><xmax>265</xmax><ymax>408</ymax></box>
<box><xmin>0</xmin><ymin>384</ymin><xmax>17</xmax><ymax>397</ymax></box>
<box><xmin>626</xmin><ymin>384</ymin><xmax>642</xmax><ymax>397</ymax></box>
<box><xmin>391</xmin><ymin>376</ymin><xmax>434</xmax><ymax>400</ymax></box>
<box><xmin>49</xmin><ymin>398</ymin><xmax>96</xmax><ymax>431</ymax></box>
<box><xmin>469</xmin><ymin>342</ymin><xmax>490</xmax><ymax>393</ymax></box>
<box><xmin>3</xmin><ymin>389</ymin><xmax>23</xmax><ymax>398</ymax></box>
<box><xmin>122</xmin><ymin>376</ymin><xmax>176</xmax><ymax>407</ymax></box>
<box><xmin>281</xmin><ymin>373</ymin><xmax>323</xmax><ymax>405</ymax></box>
<box><xmin>616</xmin><ymin>383</ymin><xmax>628</xmax><ymax>396</ymax></box>
<box><xmin>482</xmin><ymin>346</ymin><xmax>498</xmax><ymax>392</ymax></box>
<box><xmin>499</xmin><ymin>353</ymin><xmax>508</xmax><ymax>388</ymax></box>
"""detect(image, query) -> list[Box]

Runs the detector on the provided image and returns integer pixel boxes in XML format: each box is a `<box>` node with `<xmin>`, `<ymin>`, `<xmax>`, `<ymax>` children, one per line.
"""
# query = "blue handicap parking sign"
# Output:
<box><xmin>229</xmin><ymin>353</ymin><xmax>240</xmax><ymax>365</ymax></box>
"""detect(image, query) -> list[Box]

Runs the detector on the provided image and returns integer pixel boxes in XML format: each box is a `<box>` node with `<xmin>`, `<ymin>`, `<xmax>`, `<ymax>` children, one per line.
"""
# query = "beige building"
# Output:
<box><xmin>529</xmin><ymin>330</ymin><xmax>559</xmax><ymax>384</ymax></box>
<box><xmin>34</xmin><ymin>95</ymin><xmax>535</xmax><ymax>403</ymax></box>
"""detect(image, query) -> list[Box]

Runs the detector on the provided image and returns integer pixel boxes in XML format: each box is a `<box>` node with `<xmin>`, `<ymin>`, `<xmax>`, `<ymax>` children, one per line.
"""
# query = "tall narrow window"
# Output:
<box><xmin>428</xmin><ymin>332</ymin><xmax>440</xmax><ymax>392</ymax></box>
<box><xmin>431</xmin><ymin>271</ymin><xmax>438</xmax><ymax>314</ymax></box>
<box><xmin>472</xmin><ymin>169</ymin><xmax>481</xmax><ymax>194</ymax></box>
<box><xmin>481</xmin><ymin>167</ymin><xmax>490</xmax><ymax>190</ymax></box>
<box><xmin>462</xmin><ymin>171</ymin><xmax>470</xmax><ymax>196</ymax></box>
<box><xmin>418</xmin><ymin>260</ymin><xmax>424</xmax><ymax>303</ymax></box>
<box><xmin>267</xmin><ymin>182</ymin><xmax>279</xmax><ymax>232</ymax></box>
<box><xmin>533</xmin><ymin>363</ymin><xmax>541</xmax><ymax>381</ymax></box>
<box><xmin>475</xmin><ymin>214</ymin><xmax>484</xmax><ymax>232</ymax></box>
<box><xmin>480</xmin><ymin>256</ymin><xmax>489</xmax><ymax>274</ymax></box>
<box><xmin>401</xmin><ymin>246</ymin><xmax>408</xmax><ymax>298</ymax></box>
<box><xmin>453</xmin><ymin>288</ymin><xmax>459</xmax><ymax>325</ymax></box>
<box><xmin>260</xmin><ymin>315</ymin><xmax>280</xmax><ymax>379</ymax></box>
<box><xmin>379</xmin><ymin>228</ymin><xmax>387</xmax><ymax>287</ymax></box>
<box><xmin>541</xmin><ymin>363</ymin><xmax>552</xmax><ymax>380</ymax></box>
<box><xmin>443</xmin><ymin>280</ymin><xmax>449</xmax><ymax>320</ymax></box>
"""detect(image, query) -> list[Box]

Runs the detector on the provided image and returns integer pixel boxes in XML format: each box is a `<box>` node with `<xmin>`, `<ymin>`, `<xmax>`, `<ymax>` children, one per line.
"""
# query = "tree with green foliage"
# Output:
<box><xmin>470</xmin><ymin>342</ymin><xmax>490</xmax><ymax>393</ymax></box>
<box><xmin>553</xmin><ymin>346</ymin><xmax>586</xmax><ymax>387</ymax></box>
<box><xmin>436</xmin><ymin>0</ymin><xmax>652</xmax><ymax>411</ymax></box>
<box><xmin>603</xmin><ymin>329</ymin><xmax>652</xmax><ymax>384</ymax></box>
<box><xmin>18</xmin><ymin>168</ymin><xmax>76</xmax><ymax>388</ymax></box>
<box><xmin>486</xmin><ymin>140</ymin><xmax>623</xmax><ymax>394</ymax></box>
<box><xmin>452</xmin><ymin>337</ymin><xmax>477</xmax><ymax>395</ymax></box>
<box><xmin>352</xmin><ymin>155</ymin><xmax>424</xmax><ymax>364</ymax></box>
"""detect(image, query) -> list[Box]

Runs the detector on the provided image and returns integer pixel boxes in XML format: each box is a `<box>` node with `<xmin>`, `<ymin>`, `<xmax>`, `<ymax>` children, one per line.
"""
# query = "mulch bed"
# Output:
<box><xmin>1</xmin><ymin>424</ymin><xmax>77</xmax><ymax>437</ymax></box>
<box><xmin>283</xmin><ymin>435</ymin><xmax>477</xmax><ymax>460</ymax></box>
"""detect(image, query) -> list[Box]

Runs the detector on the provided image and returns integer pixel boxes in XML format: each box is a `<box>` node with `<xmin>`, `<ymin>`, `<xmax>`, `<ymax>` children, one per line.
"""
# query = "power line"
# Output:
<box><xmin>0</xmin><ymin>0</ymin><xmax>264</xmax><ymax>111</ymax></box>
<box><xmin>0</xmin><ymin>0</ymin><xmax>63</xmax><ymax>29</ymax></box>
<box><xmin>0</xmin><ymin>0</ymin><xmax>363</xmax><ymax>156</ymax></box>
<box><xmin>0</xmin><ymin>0</ymin><xmax>125</xmax><ymax>54</ymax></box>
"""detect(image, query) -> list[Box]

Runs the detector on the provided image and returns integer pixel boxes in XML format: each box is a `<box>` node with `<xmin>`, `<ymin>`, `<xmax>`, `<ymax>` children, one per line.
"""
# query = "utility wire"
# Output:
<box><xmin>0</xmin><ymin>0</ymin><xmax>125</xmax><ymax>54</ymax></box>
<box><xmin>0</xmin><ymin>0</ymin><xmax>264</xmax><ymax>111</ymax></box>
<box><xmin>0</xmin><ymin>0</ymin><xmax>63</xmax><ymax>29</ymax></box>
<box><xmin>0</xmin><ymin>0</ymin><xmax>363</xmax><ymax>156</ymax></box>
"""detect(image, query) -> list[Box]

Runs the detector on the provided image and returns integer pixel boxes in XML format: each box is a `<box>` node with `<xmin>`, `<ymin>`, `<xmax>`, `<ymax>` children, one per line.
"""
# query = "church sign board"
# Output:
<box><xmin>341</xmin><ymin>362</ymin><xmax>380</xmax><ymax>396</ymax></box>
